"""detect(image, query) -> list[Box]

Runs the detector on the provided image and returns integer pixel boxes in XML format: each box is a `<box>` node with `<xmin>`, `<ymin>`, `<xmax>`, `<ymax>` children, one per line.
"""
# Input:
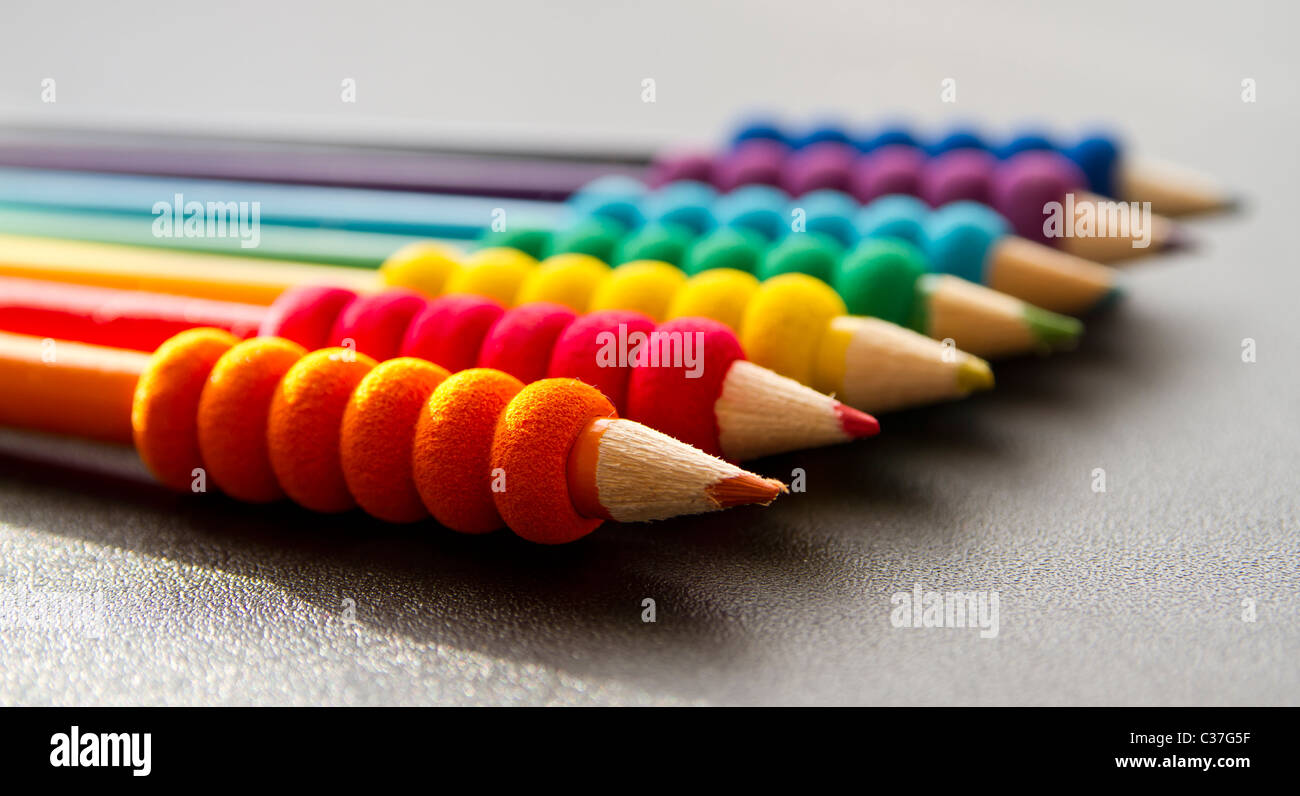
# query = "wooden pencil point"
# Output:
<box><xmin>828</xmin><ymin>315</ymin><xmax>988</xmax><ymax>413</ymax></box>
<box><xmin>987</xmin><ymin>235</ymin><xmax>1120</xmax><ymax>315</ymax></box>
<box><xmin>1054</xmin><ymin>192</ymin><xmax>1182</xmax><ymax>264</ymax></box>
<box><xmin>586</xmin><ymin>417</ymin><xmax>786</xmax><ymax>523</ymax></box>
<box><xmin>921</xmin><ymin>274</ymin><xmax>1082</xmax><ymax>358</ymax></box>
<box><xmin>1118</xmin><ymin>158</ymin><xmax>1236</xmax><ymax>217</ymax></box>
<box><xmin>713</xmin><ymin>359</ymin><xmax>879</xmax><ymax>461</ymax></box>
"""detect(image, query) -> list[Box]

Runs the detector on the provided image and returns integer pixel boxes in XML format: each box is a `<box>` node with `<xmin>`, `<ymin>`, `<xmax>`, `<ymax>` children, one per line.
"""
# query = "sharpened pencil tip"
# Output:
<box><xmin>834</xmin><ymin>402</ymin><xmax>880</xmax><ymax>438</ymax></box>
<box><xmin>1024</xmin><ymin>305</ymin><xmax>1083</xmax><ymax>348</ymax></box>
<box><xmin>707</xmin><ymin>473</ymin><xmax>787</xmax><ymax>508</ymax></box>
<box><xmin>1092</xmin><ymin>284</ymin><xmax>1125</xmax><ymax>314</ymax></box>
<box><xmin>1159</xmin><ymin>224</ymin><xmax>1195</xmax><ymax>254</ymax></box>
<box><xmin>957</xmin><ymin>357</ymin><xmax>995</xmax><ymax>392</ymax></box>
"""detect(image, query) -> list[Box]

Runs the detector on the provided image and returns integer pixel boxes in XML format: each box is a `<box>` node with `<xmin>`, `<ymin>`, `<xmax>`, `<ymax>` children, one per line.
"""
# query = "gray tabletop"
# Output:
<box><xmin>0</xmin><ymin>0</ymin><xmax>1297</xmax><ymax>706</ymax></box>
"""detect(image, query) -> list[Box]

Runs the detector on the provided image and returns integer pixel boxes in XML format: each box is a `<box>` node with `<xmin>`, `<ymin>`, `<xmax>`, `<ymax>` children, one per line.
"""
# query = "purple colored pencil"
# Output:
<box><xmin>0</xmin><ymin>130</ymin><xmax>647</xmax><ymax>201</ymax></box>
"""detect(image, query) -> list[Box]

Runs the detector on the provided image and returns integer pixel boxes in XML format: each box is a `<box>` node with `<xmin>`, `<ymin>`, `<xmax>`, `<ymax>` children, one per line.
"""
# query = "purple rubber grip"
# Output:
<box><xmin>991</xmin><ymin>151</ymin><xmax>1087</xmax><ymax>244</ymax></box>
<box><xmin>781</xmin><ymin>141</ymin><xmax>856</xmax><ymax>196</ymax></box>
<box><xmin>715</xmin><ymin>139</ymin><xmax>788</xmax><ymax>192</ymax></box>
<box><xmin>849</xmin><ymin>145</ymin><xmax>926</xmax><ymax>204</ymax></box>
<box><xmin>921</xmin><ymin>149</ymin><xmax>998</xmax><ymax>208</ymax></box>
<box><xmin>647</xmin><ymin>152</ymin><xmax>715</xmax><ymax>189</ymax></box>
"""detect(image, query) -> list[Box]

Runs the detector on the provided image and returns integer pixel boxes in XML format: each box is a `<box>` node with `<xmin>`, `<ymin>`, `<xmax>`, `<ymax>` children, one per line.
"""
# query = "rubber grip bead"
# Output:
<box><xmin>794</xmin><ymin>122</ymin><xmax>856</xmax><ymax>149</ymax></box>
<box><xmin>517</xmin><ymin>253</ymin><xmax>612</xmax><ymax>312</ymax></box>
<box><xmin>613</xmin><ymin>221</ymin><xmax>696</xmax><ymax>266</ymax></box>
<box><xmin>547</xmin><ymin>217</ymin><xmax>626</xmax><ymax>263</ymax></box>
<box><xmin>854</xmin><ymin>193</ymin><xmax>930</xmax><ymax>247</ymax></box>
<box><xmin>991</xmin><ymin>151</ymin><xmax>1086</xmax><ymax>244</ymax></box>
<box><xmin>860</xmin><ymin>126</ymin><xmax>920</xmax><ymax>152</ymax></box>
<box><xmin>740</xmin><ymin>274</ymin><xmax>846</xmax><ymax>390</ymax></box>
<box><xmin>834</xmin><ymin>238</ymin><xmax>927</xmax><ymax>327</ymax></box>
<box><xmin>781</xmin><ymin>141</ymin><xmax>856</xmax><ymax>196</ymax></box>
<box><xmin>850</xmin><ymin>145</ymin><xmax>926</xmax><ymax>204</ymax></box>
<box><xmin>547</xmin><ymin>309</ymin><xmax>656</xmax><ymax>413</ymax></box>
<box><xmin>589</xmin><ymin>261</ymin><xmax>686</xmax><ymax>322</ymax></box>
<box><xmin>714</xmin><ymin>139</ymin><xmax>788</xmax><ymax>192</ymax></box>
<box><xmin>714</xmin><ymin>184</ymin><xmax>791</xmax><ymax>242</ymax></box>
<box><xmin>667</xmin><ymin>268</ymin><xmax>760</xmax><ymax>333</ymax></box>
<box><xmin>196</xmin><ymin>336</ymin><xmax>307</xmax><ymax>503</ymax></box>
<box><xmin>491</xmin><ymin>379</ymin><xmax>616</xmax><ymax>545</ymax></box>
<box><xmin>412</xmin><ymin>368</ymin><xmax>523</xmax><ymax>534</ymax></box>
<box><xmin>259</xmin><ymin>286</ymin><xmax>360</xmax><ymax>350</ymax></box>
<box><xmin>132</xmin><ymin>327</ymin><xmax>239</xmax><ymax>492</ymax></box>
<box><xmin>625</xmin><ymin>316</ymin><xmax>742</xmax><ymax>458</ymax></box>
<box><xmin>796</xmin><ymin>189</ymin><xmax>860</xmax><ymax>247</ymax></box>
<box><xmin>328</xmin><ymin>289</ymin><xmax>428</xmax><ymax>361</ymax></box>
<box><xmin>644</xmin><ymin>180</ymin><xmax>720</xmax><ymax>235</ymax></box>
<box><xmin>573</xmin><ymin>193</ymin><xmax>648</xmax><ymax>230</ymax></box>
<box><xmin>400</xmin><ymin>294</ymin><xmax>505</xmax><ymax>373</ymax></box>
<box><xmin>921</xmin><ymin>201</ymin><xmax>1010</xmax><ymax>285</ymax></box>
<box><xmin>267</xmin><ymin>348</ymin><xmax>378</xmax><ymax>513</ymax></box>
<box><xmin>925</xmin><ymin>128</ymin><xmax>988</xmax><ymax>156</ymax></box>
<box><xmin>730</xmin><ymin>117</ymin><xmax>790</xmax><ymax>147</ymax></box>
<box><xmin>569</xmin><ymin>176</ymin><xmax>648</xmax><ymax>229</ymax></box>
<box><xmin>340</xmin><ymin>357</ymin><xmax>450</xmax><ymax>523</ymax></box>
<box><xmin>476</xmin><ymin>227</ymin><xmax>554</xmax><ymax>260</ymax></box>
<box><xmin>920</xmin><ymin>149</ymin><xmax>998</xmax><ymax>208</ymax></box>
<box><xmin>757</xmin><ymin>233</ymin><xmax>842</xmax><ymax>283</ymax></box>
<box><xmin>477</xmin><ymin>302</ymin><xmax>579</xmax><ymax>384</ymax></box>
<box><xmin>444</xmin><ymin>247</ymin><xmax>536</xmax><ymax>306</ymax></box>
<box><xmin>1065</xmin><ymin>133</ymin><xmax>1122</xmax><ymax>197</ymax></box>
<box><xmin>995</xmin><ymin>130</ymin><xmax>1057</xmax><ymax>160</ymax></box>
<box><xmin>379</xmin><ymin>242</ymin><xmax>464</xmax><ymax>297</ymax></box>
<box><xmin>680</xmin><ymin>227</ymin><xmax>766</xmax><ymax>276</ymax></box>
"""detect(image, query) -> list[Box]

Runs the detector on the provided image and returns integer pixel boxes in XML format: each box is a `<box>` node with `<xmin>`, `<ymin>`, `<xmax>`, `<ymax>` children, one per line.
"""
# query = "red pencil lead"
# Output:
<box><xmin>834</xmin><ymin>402</ymin><xmax>880</xmax><ymax>438</ymax></box>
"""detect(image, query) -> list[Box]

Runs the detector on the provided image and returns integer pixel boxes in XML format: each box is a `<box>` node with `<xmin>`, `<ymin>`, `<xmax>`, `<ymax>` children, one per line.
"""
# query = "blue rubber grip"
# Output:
<box><xmin>854</xmin><ymin>194</ymin><xmax>931</xmax><ymax>248</ymax></box>
<box><xmin>920</xmin><ymin>201</ymin><xmax>1010</xmax><ymax>284</ymax></box>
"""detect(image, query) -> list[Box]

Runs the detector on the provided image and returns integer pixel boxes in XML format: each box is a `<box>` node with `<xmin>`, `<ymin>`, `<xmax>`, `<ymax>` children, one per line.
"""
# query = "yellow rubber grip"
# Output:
<box><xmin>666</xmin><ymin>268</ymin><xmax>760</xmax><ymax>333</ymax></box>
<box><xmin>740</xmin><ymin>273</ymin><xmax>847</xmax><ymax>390</ymax></box>
<box><xmin>516</xmin><ymin>253</ymin><xmax>612</xmax><ymax>312</ymax></box>
<box><xmin>378</xmin><ymin>247</ymin><xmax>845</xmax><ymax>393</ymax></box>
<box><xmin>443</xmin><ymin>247</ymin><xmax>537</xmax><ymax>306</ymax></box>
<box><xmin>380</xmin><ymin>242</ymin><xmax>464</xmax><ymax>298</ymax></box>
<box><xmin>587</xmin><ymin>260</ymin><xmax>686</xmax><ymax>321</ymax></box>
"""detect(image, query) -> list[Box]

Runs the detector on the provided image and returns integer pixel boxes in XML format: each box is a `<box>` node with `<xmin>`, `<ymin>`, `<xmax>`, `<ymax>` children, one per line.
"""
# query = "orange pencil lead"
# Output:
<box><xmin>707</xmin><ymin>473</ymin><xmax>787</xmax><ymax>509</ymax></box>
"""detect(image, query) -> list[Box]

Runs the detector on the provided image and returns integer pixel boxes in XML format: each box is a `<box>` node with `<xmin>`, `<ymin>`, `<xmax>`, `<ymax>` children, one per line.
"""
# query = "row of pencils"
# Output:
<box><xmin>0</xmin><ymin>118</ymin><xmax>1233</xmax><ymax>544</ymax></box>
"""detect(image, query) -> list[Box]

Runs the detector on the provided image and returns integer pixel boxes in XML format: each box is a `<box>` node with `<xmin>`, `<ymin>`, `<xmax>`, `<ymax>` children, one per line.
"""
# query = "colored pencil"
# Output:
<box><xmin>724</xmin><ymin>118</ymin><xmax>1234</xmax><ymax>216</ymax></box>
<box><xmin>0</xmin><ymin>235</ymin><xmax>994</xmax><ymax>412</ymax></box>
<box><xmin>0</xmin><ymin>274</ymin><xmax>881</xmax><ymax>461</ymax></box>
<box><xmin>0</xmin><ymin>167</ymin><xmax>562</xmax><ymax>238</ymax></box>
<box><xmin>0</xmin><ymin>328</ymin><xmax>784</xmax><ymax>543</ymax></box>
<box><xmin>0</xmin><ymin>159</ymin><xmax>1182</xmax><ymax>266</ymax></box>
<box><xmin>529</xmin><ymin>181</ymin><xmax>1122</xmax><ymax>315</ymax></box>
<box><xmin>652</xmin><ymin>146</ymin><xmax>1185</xmax><ymax>261</ymax></box>
<box><xmin>0</xmin><ymin>126</ymin><xmax>645</xmax><ymax>200</ymax></box>
<box><xmin>1</xmin><ymin>187</ymin><xmax>1120</xmax><ymax>316</ymax></box>
<box><xmin>0</xmin><ymin>169</ymin><xmax>1088</xmax><ymax>348</ymax></box>
<box><xmin>0</xmin><ymin>205</ymin><xmax>423</xmax><ymax>268</ymax></box>
<box><xmin>0</xmin><ymin>123</ymin><xmax>1231</xmax><ymax>215</ymax></box>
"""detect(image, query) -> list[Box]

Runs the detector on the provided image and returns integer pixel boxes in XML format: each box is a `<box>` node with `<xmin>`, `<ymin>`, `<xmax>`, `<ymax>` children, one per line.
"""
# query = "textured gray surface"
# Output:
<box><xmin>1</xmin><ymin>0</ymin><xmax>1298</xmax><ymax>705</ymax></box>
